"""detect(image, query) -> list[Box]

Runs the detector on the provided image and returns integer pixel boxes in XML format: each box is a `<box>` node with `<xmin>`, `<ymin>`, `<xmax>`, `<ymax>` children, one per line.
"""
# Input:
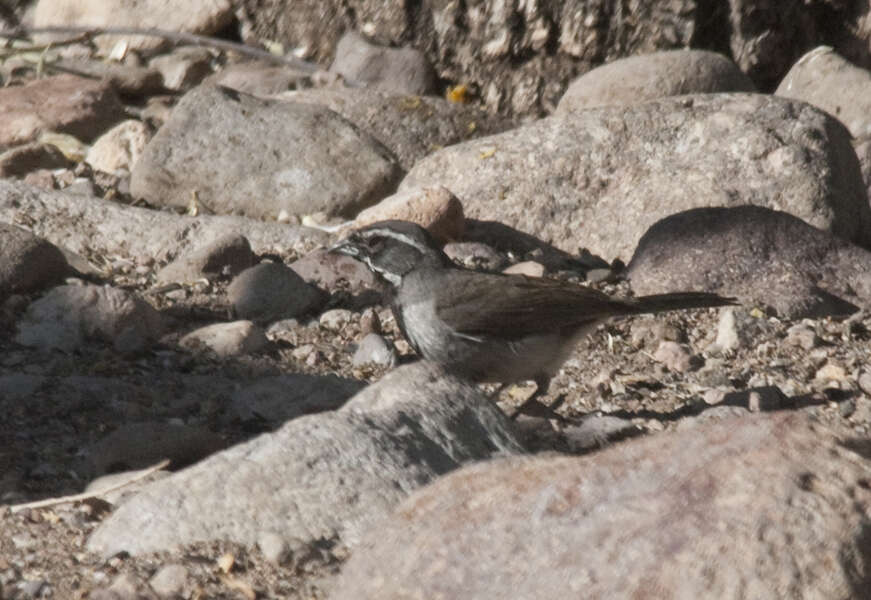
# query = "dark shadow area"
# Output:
<box><xmin>463</xmin><ymin>219</ymin><xmax>609</xmax><ymax>274</ymax></box>
<box><xmin>839</xmin><ymin>438</ymin><xmax>871</xmax><ymax>462</ymax></box>
<box><xmin>0</xmin><ymin>335</ymin><xmax>365</xmax><ymax>504</ymax></box>
<box><xmin>600</xmin><ymin>386</ymin><xmax>835</xmax><ymax>424</ymax></box>
<box><xmin>843</xmin><ymin>521</ymin><xmax>871</xmax><ymax>599</ymax></box>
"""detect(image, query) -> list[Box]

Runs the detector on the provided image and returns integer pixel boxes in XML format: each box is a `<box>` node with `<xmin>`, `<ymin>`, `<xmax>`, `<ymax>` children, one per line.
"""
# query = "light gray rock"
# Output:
<box><xmin>257</xmin><ymin>531</ymin><xmax>290</xmax><ymax>565</ymax></box>
<box><xmin>777</xmin><ymin>46</ymin><xmax>871</xmax><ymax>139</ymax></box>
<box><xmin>156</xmin><ymin>233</ymin><xmax>257</xmax><ymax>284</ymax></box>
<box><xmin>402</xmin><ymin>93</ymin><xmax>870</xmax><ymax>261</ymax></box>
<box><xmin>179</xmin><ymin>320</ymin><xmax>268</xmax><ymax>357</ymax></box>
<box><xmin>627</xmin><ymin>206</ymin><xmax>871</xmax><ymax>318</ymax></box>
<box><xmin>0</xmin><ymin>223</ymin><xmax>68</xmax><ymax>298</ymax></box>
<box><xmin>148</xmin><ymin>47</ymin><xmax>214</xmax><ymax>91</ymax></box>
<box><xmin>85</xmin><ymin>119</ymin><xmax>150</xmax><ymax>174</ymax></box>
<box><xmin>130</xmin><ymin>85</ymin><xmax>402</xmax><ymax>219</ymax></box>
<box><xmin>331</xmin><ymin>413</ymin><xmax>871</xmax><ymax>599</ymax></box>
<box><xmin>211</xmin><ymin>62</ymin><xmax>311</xmax><ymax>96</ymax></box>
<box><xmin>87</xmin><ymin>362</ymin><xmax>523</xmax><ymax>557</ymax></box>
<box><xmin>330</xmin><ymin>31</ymin><xmax>436</xmax><ymax>95</ymax></box>
<box><xmin>230</xmin><ymin>373</ymin><xmax>364</xmax><ymax>423</ymax></box>
<box><xmin>148</xmin><ymin>564</ymin><xmax>188</xmax><ymax>599</ymax></box>
<box><xmin>15</xmin><ymin>284</ymin><xmax>164</xmax><ymax>353</ymax></box>
<box><xmin>319</xmin><ymin>308</ymin><xmax>353</xmax><ymax>331</ymax></box>
<box><xmin>502</xmin><ymin>260</ymin><xmax>545</xmax><ymax>277</ymax></box>
<box><xmin>0</xmin><ymin>74</ymin><xmax>125</xmax><ymax>148</ymax></box>
<box><xmin>228</xmin><ymin>262</ymin><xmax>325</xmax><ymax>323</ymax></box>
<box><xmin>0</xmin><ymin>180</ymin><xmax>328</xmax><ymax>264</ymax></box>
<box><xmin>352</xmin><ymin>333</ymin><xmax>396</xmax><ymax>367</ymax></box>
<box><xmin>784</xmin><ymin>322</ymin><xmax>819</xmax><ymax>350</ymax></box>
<box><xmin>558</xmin><ymin>49</ymin><xmax>754</xmax><ymax>111</ymax></box>
<box><xmin>443</xmin><ymin>241</ymin><xmax>507</xmax><ymax>272</ymax></box>
<box><xmin>280</xmin><ymin>87</ymin><xmax>512</xmax><ymax>171</ymax></box>
<box><xmin>33</xmin><ymin>0</ymin><xmax>234</xmax><ymax>53</ymax></box>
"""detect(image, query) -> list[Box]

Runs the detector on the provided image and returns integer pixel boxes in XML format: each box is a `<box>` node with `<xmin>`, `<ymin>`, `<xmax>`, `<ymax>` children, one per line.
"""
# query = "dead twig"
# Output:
<box><xmin>7</xmin><ymin>458</ymin><xmax>170</xmax><ymax>513</ymax></box>
<box><xmin>0</xmin><ymin>25</ymin><xmax>321</xmax><ymax>73</ymax></box>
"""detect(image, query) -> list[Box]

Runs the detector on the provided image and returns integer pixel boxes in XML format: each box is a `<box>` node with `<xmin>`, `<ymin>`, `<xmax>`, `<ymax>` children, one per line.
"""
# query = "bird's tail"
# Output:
<box><xmin>631</xmin><ymin>292</ymin><xmax>738</xmax><ymax>314</ymax></box>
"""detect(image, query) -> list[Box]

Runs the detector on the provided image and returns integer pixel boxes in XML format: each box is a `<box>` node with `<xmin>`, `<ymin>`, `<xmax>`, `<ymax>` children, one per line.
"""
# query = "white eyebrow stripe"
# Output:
<box><xmin>361</xmin><ymin>228</ymin><xmax>430</xmax><ymax>254</ymax></box>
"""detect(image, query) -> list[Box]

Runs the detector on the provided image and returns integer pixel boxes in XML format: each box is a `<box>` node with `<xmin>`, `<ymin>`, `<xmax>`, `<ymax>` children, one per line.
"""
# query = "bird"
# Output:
<box><xmin>331</xmin><ymin>220</ymin><xmax>736</xmax><ymax>419</ymax></box>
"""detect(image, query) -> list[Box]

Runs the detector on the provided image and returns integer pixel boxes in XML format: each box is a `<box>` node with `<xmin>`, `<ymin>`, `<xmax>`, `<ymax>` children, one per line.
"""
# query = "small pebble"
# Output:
<box><xmin>784</xmin><ymin>323</ymin><xmax>818</xmax><ymax>350</ymax></box>
<box><xmin>653</xmin><ymin>341</ymin><xmax>694</xmax><ymax>373</ymax></box>
<box><xmin>839</xmin><ymin>399</ymin><xmax>856</xmax><ymax>418</ymax></box>
<box><xmin>15</xmin><ymin>580</ymin><xmax>47</xmax><ymax>599</ymax></box>
<box><xmin>320</xmin><ymin>308</ymin><xmax>353</xmax><ymax>331</ymax></box>
<box><xmin>502</xmin><ymin>261</ymin><xmax>545</xmax><ymax>277</ymax></box>
<box><xmin>258</xmin><ymin>531</ymin><xmax>290</xmax><ymax>565</ymax></box>
<box><xmin>149</xmin><ymin>564</ymin><xmax>188</xmax><ymax>598</ymax></box>
<box><xmin>858</xmin><ymin>371</ymin><xmax>871</xmax><ymax>396</ymax></box>
<box><xmin>292</xmin><ymin>344</ymin><xmax>315</xmax><ymax>360</ymax></box>
<box><xmin>703</xmin><ymin>389</ymin><xmax>726</xmax><ymax>405</ymax></box>
<box><xmin>352</xmin><ymin>333</ymin><xmax>397</xmax><ymax>367</ymax></box>
<box><xmin>359</xmin><ymin>307</ymin><xmax>381</xmax><ymax>335</ymax></box>
<box><xmin>815</xmin><ymin>363</ymin><xmax>846</xmax><ymax>382</ymax></box>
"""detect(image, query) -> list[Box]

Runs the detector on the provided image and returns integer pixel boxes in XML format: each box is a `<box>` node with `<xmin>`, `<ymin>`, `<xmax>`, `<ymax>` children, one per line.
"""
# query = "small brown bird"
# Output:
<box><xmin>332</xmin><ymin>220</ymin><xmax>736</xmax><ymax>418</ymax></box>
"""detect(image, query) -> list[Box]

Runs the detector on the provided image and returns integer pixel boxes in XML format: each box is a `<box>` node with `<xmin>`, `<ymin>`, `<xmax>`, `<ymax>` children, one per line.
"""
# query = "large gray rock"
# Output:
<box><xmin>227</xmin><ymin>262</ymin><xmax>325</xmax><ymax>323</ymax></box>
<box><xmin>0</xmin><ymin>180</ymin><xmax>328</xmax><ymax>265</ymax></box>
<box><xmin>15</xmin><ymin>284</ymin><xmax>164</xmax><ymax>353</ymax></box>
<box><xmin>178</xmin><ymin>320</ymin><xmax>268</xmax><ymax>358</ymax></box>
<box><xmin>331</xmin><ymin>413</ymin><xmax>871</xmax><ymax>599</ymax></box>
<box><xmin>130</xmin><ymin>85</ymin><xmax>402</xmax><ymax>219</ymax></box>
<box><xmin>33</xmin><ymin>0</ymin><xmax>234</xmax><ymax>53</ymax></box>
<box><xmin>627</xmin><ymin>206</ymin><xmax>871</xmax><ymax>318</ymax></box>
<box><xmin>87</xmin><ymin>362</ymin><xmax>523</xmax><ymax>557</ymax></box>
<box><xmin>776</xmin><ymin>46</ymin><xmax>871</xmax><ymax>139</ymax></box>
<box><xmin>558</xmin><ymin>49</ymin><xmax>754</xmax><ymax>112</ymax></box>
<box><xmin>230</xmin><ymin>373</ymin><xmax>364</xmax><ymax>424</ymax></box>
<box><xmin>280</xmin><ymin>87</ymin><xmax>512</xmax><ymax>171</ymax></box>
<box><xmin>330</xmin><ymin>31</ymin><xmax>436</xmax><ymax>95</ymax></box>
<box><xmin>402</xmin><ymin>93</ymin><xmax>870</xmax><ymax>261</ymax></box>
<box><xmin>155</xmin><ymin>233</ymin><xmax>258</xmax><ymax>284</ymax></box>
<box><xmin>0</xmin><ymin>224</ymin><xmax>68</xmax><ymax>298</ymax></box>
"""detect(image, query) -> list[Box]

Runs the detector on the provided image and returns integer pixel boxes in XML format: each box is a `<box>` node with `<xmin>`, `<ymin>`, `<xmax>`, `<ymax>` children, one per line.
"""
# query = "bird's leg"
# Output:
<box><xmin>508</xmin><ymin>377</ymin><xmax>566</xmax><ymax>422</ymax></box>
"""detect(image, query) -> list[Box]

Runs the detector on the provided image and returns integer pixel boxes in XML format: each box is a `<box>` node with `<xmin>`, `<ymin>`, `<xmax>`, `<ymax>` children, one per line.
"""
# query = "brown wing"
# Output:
<box><xmin>433</xmin><ymin>271</ymin><xmax>638</xmax><ymax>340</ymax></box>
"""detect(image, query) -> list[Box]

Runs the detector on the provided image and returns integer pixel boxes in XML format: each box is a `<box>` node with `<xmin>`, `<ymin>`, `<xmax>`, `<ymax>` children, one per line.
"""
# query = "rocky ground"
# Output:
<box><xmin>2</xmin><ymin>1</ymin><xmax>871</xmax><ymax>599</ymax></box>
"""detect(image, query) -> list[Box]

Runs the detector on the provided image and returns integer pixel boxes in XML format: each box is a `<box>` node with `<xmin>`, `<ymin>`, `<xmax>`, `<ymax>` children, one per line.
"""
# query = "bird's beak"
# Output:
<box><xmin>329</xmin><ymin>238</ymin><xmax>358</xmax><ymax>257</ymax></box>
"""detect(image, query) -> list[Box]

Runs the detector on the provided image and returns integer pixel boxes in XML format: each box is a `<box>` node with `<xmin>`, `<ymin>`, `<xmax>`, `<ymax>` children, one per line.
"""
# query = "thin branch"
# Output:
<box><xmin>8</xmin><ymin>458</ymin><xmax>171</xmax><ymax>513</ymax></box>
<box><xmin>0</xmin><ymin>25</ymin><xmax>321</xmax><ymax>73</ymax></box>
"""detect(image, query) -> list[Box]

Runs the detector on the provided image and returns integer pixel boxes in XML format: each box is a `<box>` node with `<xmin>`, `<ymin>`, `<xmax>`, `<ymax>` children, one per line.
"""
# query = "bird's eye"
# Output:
<box><xmin>365</xmin><ymin>235</ymin><xmax>385</xmax><ymax>248</ymax></box>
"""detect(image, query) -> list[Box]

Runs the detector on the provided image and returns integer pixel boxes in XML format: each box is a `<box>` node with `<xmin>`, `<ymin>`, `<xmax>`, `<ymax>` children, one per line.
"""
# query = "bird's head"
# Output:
<box><xmin>330</xmin><ymin>220</ymin><xmax>452</xmax><ymax>286</ymax></box>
